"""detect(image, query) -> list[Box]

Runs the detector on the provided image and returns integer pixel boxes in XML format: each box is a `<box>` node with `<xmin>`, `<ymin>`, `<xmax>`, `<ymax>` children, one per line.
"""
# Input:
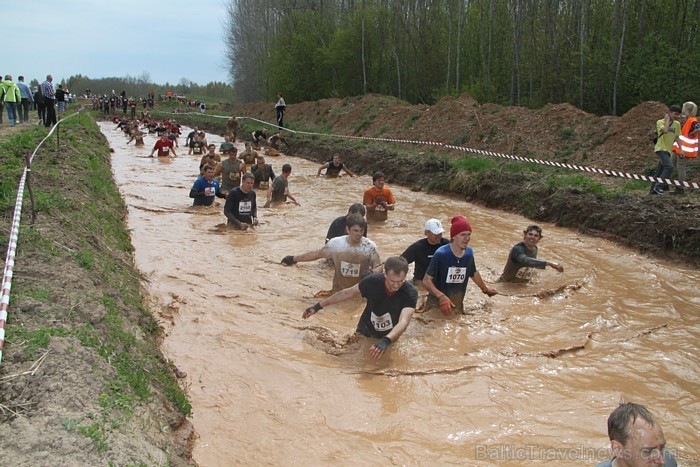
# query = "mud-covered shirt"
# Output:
<box><xmin>498</xmin><ymin>242</ymin><xmax>547</xmax><ymax>283</ymax></box>
<box><xmin>322</xmin><ymin>236</ymin><xmax>381</xmax><ymax>291</ymax></box>
<box><xmin>356</xmin><ymin>273</ymin><xmax>418</xmax><ymax>338</ymax></box>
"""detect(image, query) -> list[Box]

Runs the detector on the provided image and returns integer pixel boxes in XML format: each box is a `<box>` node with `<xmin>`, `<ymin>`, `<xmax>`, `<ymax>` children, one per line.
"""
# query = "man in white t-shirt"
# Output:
<box><xmin>281</xmin><ymin>214</ymin><xmax>381</xmax><ymax>291</ymax></box>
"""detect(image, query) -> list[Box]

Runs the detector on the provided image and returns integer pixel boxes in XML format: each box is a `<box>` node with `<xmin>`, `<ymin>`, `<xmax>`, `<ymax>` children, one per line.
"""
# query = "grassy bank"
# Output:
<box><xmin>0</xmin><ymin>112</ymin><xmax>194</xmax><ymax>465</ymax></box>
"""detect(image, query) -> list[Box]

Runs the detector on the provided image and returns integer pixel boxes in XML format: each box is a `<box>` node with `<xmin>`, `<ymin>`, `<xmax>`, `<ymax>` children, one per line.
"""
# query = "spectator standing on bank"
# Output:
<box><xmin>34</xmin><ymin>86</ymin><xmax>45</xmax><ymax>125</ymax></box>
<box><xmin>41</xmin><ymin>75</ymin><xmax>57</xmax><ymax>127</ymax></box>
<box><xmin>275</xmin><ymin>92</ymin><xmax>286</xmax><ymax>129</ymax></box>
<box><xmin>0</xmin><ymin>75</ymin><xmax>22</xmax><ymax>126</ymax></box>
<box><xmin>670</xmin><ymin>101</ymin><xmax>699</xmax><ymax>194</ymax></box>
<box><xmin>55</xmin><ymin>84</ymin><xmax>69</xmax><ymax>116</ymax></box>
<box><xmin>650</xmin><ymin>104</ymin><xmax>682</xmax><ymax>195</ymax></box>
<box><xmin>16</xmin><ymin>76</ymin><xmax>33</xmax><ymax>124</ymax></box>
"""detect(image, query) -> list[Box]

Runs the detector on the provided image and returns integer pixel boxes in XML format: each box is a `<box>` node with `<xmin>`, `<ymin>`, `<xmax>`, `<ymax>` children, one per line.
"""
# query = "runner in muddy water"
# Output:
<box><xmin>497</xmin><ymin>224</ymin><xmax>564</xmax><ymax>283</ymax></box>
<box><xmin>200</xmin><ymin>153</ymin><xmax>222</xmax><ymax>177</ymax></box>
<box><xmin>267</xmin><ymin>131</ymin><xmax>290</xmax><ymax>151</ymax></box>
<box><xmin>219</xmin><ymin>135</ymin><xmax>235</xmax><ymax>155</ymax></box>
<box><xmin>149</xmin><ymin>132</ymin><xmax>177</xmax><ymax>158</ymax></box>
<box><xmin>189</xmin><ymin>165</ymin><xmax>226</xmax><ymax>206</ymax></box>
<box><xmin>251</xmin><ymin>128</ymin><xmax>268</xmax><ymax>147</ymax></box>
<box><xmin>596</xmin><ymin>402</ymin><xmax>678</xmax><ymax>467</ymax></box>
<box><xmin>264</xmin><ymin>163</ymin><xmax>300</xmax><ymax>207</ymax></box>
<box><xmin>325</xmin><ymin>203</ymin><xmax>368</xmax><ymax>243</ymax></box>
<box><xmin>302</xmin><ymin>256</ymin><xmax>417</xmax><ymax>360</ymax></box>
<box><xmin>251</xmin><ymin>155</ymin><xmax>275</xmax><ymax>190</ymax></box>
<box><xmin>239</xmin><ymin>142</ymin><xmax>258</xmax><ymax>166</ymax></box>
<box><xmin>400</xmin><ymin>218</ymin><xmax>449</xmax><ymax>287</ymax></box>
<box><xmin>282</xmin><ymin>214</ymin><xmax>380</xmax><ymax>292</ymax></box>
<box><xmin>422</xmin><ymin>215</ymin><xmax>497</xmax><ymax>315</ymax></box>
<box><xmin>224</xmin><ymin>173</ymin><xmax>257</xmax><ymax>230</ymax></box>
<box><xmin>220</xmin><ymin>146</ymin><xmax>245</xmax><ymax>192</ymax></box>
<box><xmin>363</xmin><ymin>171</ymin><xmax>395</xmax><ymax>222</ymax></box>
<box><xmin>317</xmin><ymin>154</ymin><xmax>356</xmax><ymax>178</ymax></box>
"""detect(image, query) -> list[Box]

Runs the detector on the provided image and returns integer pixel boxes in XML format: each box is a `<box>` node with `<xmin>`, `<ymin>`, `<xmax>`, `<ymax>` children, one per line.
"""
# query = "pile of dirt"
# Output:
<box><xmin>230</xmin><ymin>94</ymin><xmax>673</xmax><ymax>173</ymax></box>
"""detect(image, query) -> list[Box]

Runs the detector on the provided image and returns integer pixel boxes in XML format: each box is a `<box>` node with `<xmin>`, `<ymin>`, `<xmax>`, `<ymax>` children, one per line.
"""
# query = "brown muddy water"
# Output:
<box><xmin>100</xmin><ymin>123</ymin><xmax>699</xmax><ymax>466</ymax></box>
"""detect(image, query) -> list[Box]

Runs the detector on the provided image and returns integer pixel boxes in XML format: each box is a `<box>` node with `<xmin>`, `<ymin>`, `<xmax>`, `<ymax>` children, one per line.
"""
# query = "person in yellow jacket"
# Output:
<box><xmin>0</xmin><ymin>75</ymin><xmax>22</xmax><ymax>126</ymax></box>
<box><xmin>650</xmin><ymin>105</ymin><xmax>682</xmax><ymax>195</ymax></box>
<box><xmin>671</xmin><ymin>101</ymin><xmax>699</xmax><ymax>194</ymax></box>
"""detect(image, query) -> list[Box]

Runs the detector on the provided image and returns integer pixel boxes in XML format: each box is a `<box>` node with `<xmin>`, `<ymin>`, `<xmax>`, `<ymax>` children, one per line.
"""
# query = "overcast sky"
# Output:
<box><xmin>4</xmin><ymin>0</ymin><xmax>230</xmax><ymax>86</ymax></box>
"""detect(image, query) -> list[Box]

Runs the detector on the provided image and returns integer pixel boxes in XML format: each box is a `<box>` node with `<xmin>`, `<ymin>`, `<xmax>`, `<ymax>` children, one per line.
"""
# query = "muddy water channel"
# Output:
<box><xmin>100</xmin><ymin>123</ymin><xmax>699</xmax><ymax>466</ymax></box>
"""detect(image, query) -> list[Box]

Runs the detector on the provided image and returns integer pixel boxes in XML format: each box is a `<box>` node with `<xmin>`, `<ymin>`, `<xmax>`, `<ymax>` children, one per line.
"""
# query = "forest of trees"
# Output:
<box><xmin>64</xmin><ymin>74</ymin><xmax>234</xmax><ymax>102</ymax></box>
<box><xmin>225</xmin><ymin>0</ymin><xmax>699</xmax><ymax>115</ymax></box>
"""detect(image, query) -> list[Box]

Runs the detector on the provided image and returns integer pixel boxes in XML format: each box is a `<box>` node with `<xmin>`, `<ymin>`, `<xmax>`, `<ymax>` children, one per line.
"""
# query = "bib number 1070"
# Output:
<box><xmin>446</xmin><ymin>267</ymin><xmax>467</xmax><ymax>283</ymax></box>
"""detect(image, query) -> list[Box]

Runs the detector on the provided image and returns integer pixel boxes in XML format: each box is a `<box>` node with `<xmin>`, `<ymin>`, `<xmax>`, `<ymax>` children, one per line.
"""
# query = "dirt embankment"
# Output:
<box><xmin>0</xmin><ymin>117</ymin><xmax>195</xmax><ymax>465</ymax></box>
<box><xmin>201</xmin><ymin>95</ymin><xmax>700</xmax><ymax>265</ymax></box>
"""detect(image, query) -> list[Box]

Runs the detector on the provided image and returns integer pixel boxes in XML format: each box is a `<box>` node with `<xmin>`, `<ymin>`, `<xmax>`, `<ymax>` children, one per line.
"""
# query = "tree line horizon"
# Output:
<box><xmin>60</xmin><ymin>0</ymin><xmax>698</xmax><ymax>117</ymax></box>
<box><xmin>225</xmin><ymin>0</ymin><xmax>699</xmax><ymax>116</ymax></box>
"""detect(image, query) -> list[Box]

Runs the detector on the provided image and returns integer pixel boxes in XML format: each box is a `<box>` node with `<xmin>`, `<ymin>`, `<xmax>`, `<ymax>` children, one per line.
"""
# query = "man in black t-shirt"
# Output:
<box><xmin>302</xmin><ymin>256</ymin><xmax>417</xmax><ymax>360</ymax></box>
<box><xmin>224</xmin><ymin>173</ymin><xmax>257</xmax><ymax>230</ymax></box>
<box><xmin>325</xmin><ymin>203</ymin><xmax>368</xmax><ymax>243</ymax></box>
<box><xmin>400</xmin><ymin>219</ymin><xmax>449</xmax><ymax>287</ymax></box>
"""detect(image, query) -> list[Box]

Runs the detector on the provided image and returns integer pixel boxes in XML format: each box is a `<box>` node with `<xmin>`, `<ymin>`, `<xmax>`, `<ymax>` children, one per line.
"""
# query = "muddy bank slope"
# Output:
<box><xmin>0</xmin><ymin>114</ymin><xmax>194</xmax><ymax>465</ymax></box>
<box><xmin>194</xmin><ymin>94</ymin><xmax>698</xmax><ymax>265</ymax></box>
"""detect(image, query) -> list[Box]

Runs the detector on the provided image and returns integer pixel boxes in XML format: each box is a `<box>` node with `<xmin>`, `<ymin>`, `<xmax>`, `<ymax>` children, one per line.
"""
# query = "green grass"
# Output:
<box><xmin>5</xmin><ymin>326</ymin><xmax>70</xmax><ymax>359</ymax></box>
<box><xmin>2</xmin><ymin>115</ymin><xmax>192</xmax><ymax>458</ymax></box>
<box><xmin>545</xmin><ymin>174</ymin><xmax>607</xmax><ymax>196</ymax></box>
<box><xmin>559</xmin><ymin>127</ymin><xmax>574</xmax><ymax>139</ymax></box>
<box><xmin>402</xmin><ymin>113</ymin><xmax>421</xmax><ymax>129</ymax></box>
<box><xmin>452</xmin><ymin>156</ymin><xmax>499</xmax><ymax>172</ymax></box>
<box><xmin>17</xmin><ymin>285</ymin><xmax>53</xmax><ymax>302</ymax></box>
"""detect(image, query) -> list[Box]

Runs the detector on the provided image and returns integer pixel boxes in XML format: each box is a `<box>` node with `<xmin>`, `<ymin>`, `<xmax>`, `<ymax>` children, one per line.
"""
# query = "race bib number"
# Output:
<box><xmin>205</xmin><ymin>187</ymin><xmax>215</xmax><ymax>196</ymax></box>
<box><xmin>515</xmin><ymin>267</ymin><xmax>533</xmax><ymax>280</ymax></box>
<box><xmin>370</xmin><ymin>312</ymin><xmax>394</xmax><ymax>332</ymax></box>
<box><xmin>446</xmin><ymin>266</ymin><xmax>467</xmax><ymax>284</ymax></box>
<box><xmin>259</xmin><ymin>181</ymin><xmax>269</xmax><ymax>190</ymax></box>
<box><xmin>229</xmin><ymin>172</ymin><xmax>240</xmax><ymax>181</ymax></box>
<box><xmin>340</xmin><ymin>261</ymin><xmax>360</xmax><ymax>277</ymax></box>
<box><xmin>238</xmin><ymin>200</ymin><xmax>251</xmax><ymax>214</ymax></box>
<box><xmin>162</xmin><ymin>147</ymin><xmax>169</xmax><ymax>154</ymax></box>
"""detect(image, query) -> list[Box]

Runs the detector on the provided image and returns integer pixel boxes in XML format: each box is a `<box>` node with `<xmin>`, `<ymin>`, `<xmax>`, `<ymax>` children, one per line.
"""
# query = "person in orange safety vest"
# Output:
<box><xmin>671</xmin><ymin>101</ymin><xmax>699</xmax><ymax>193</ymax></box>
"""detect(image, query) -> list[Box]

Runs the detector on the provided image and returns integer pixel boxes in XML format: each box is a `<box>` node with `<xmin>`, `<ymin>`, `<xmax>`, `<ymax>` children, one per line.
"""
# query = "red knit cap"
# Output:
<box><xmin>450</xmin><ymin>215</ymin><xmax>472</xmax><ymax>238</ymax></box>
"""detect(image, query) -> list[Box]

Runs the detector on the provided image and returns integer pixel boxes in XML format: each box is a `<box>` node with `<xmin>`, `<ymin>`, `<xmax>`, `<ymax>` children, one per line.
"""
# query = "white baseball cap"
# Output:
<box><xmin>424</xmin><ymin>219</ymin><xmax>444</xmax><ymax>235</ymax></box>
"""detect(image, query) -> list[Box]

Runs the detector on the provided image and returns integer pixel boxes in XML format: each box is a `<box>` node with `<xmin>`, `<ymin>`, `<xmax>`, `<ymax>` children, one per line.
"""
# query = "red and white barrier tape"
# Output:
<box><xmin>156</xmin><ymin>111</ymin><xmax>697</xmax><ymax>190</ymax></box>
<box><xmin>0</xmin><ymin>109</ymin><xmax>84</xmax><ymax>366</ymax></box>
<box><xmin>1</xmin><ymin>168</ymin><xmax>27</xmax><ymax>364</ymax></box>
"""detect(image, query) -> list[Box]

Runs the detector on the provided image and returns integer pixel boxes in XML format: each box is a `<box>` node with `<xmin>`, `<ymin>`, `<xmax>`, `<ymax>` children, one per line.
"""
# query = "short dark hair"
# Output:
<box><xmin>384</xmin><ymin>256</ymin><xmax>409</xmax><ymax>275</ymax></box>
<box><xmin>345</xmin><ymin>213</ymin><xmax>367</xmax><ymax>230</ymax></box>
<box><xmin>524</xmin><ymin>224</ymin><xmax>543</xmax><ymax>237</ymax></box>
<box><xmin>242</xmin><ymin>172</ymin><xmax>255</xmax><ymax>181</ymax></box>
<box><xmin>282</xmin><ymin>163</ymin><xmax>292</xmax><ymax>173</ymax></box>
<box><xmin>372</xmin><ymin>171</ymin><xmax>386</xmax><ymax>182</ymax></box>
<box><xmin>669</xmin><ymin>104</ymin><xmax>682</xmax><ymax>113</ymax></box>
<box><xmin>348</xmin><ymin>203</ymin><xmax>366</xmax><ymax>216</ymax></box>
<box><xmin>607</xmin><ymin>402</ymin><xmax>657</xmax><ymax>445</ymax></box>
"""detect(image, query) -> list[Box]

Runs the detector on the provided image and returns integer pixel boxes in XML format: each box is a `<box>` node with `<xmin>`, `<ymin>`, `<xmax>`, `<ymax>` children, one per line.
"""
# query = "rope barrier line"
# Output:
<box><xmin>153</xmin><ymin>110</ymin><xmax>699</xmax><ymax>190</ymax></box>
<box><xmin>0</xmin><ymin>108</ymin><xmax>84</xmax><ymax>366</ymax></box>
